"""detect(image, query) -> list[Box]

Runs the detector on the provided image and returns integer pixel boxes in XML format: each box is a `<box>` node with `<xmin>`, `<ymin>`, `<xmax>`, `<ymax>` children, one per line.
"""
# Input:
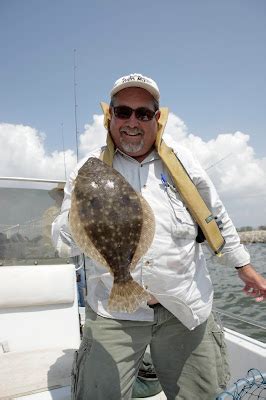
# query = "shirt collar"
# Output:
<box><xmin>115</xmin><ymin>148</ymin><xmax>160</xmax><ymax>164</ymax></box>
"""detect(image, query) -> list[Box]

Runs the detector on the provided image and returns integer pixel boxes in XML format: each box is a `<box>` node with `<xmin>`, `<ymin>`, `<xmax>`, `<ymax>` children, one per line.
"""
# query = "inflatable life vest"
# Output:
<box><xmin>99</xmin><ymin>102</ymin><xmax>225</xmax><ymax>256</ymax></box>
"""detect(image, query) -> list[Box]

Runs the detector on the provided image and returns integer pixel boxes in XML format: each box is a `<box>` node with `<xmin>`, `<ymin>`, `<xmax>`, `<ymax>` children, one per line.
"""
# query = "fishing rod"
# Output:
<box><xmin>61</xmin><ymin>122</ymin><xmax>67</xmax><ymax>180</ymax></box>
<box><xmin>205</xmin><ymin>152</ymin><xmax>232</xmax><ymax>171</ymax></box>
<box><xmin>73</xmin><ymin>48</ymin><xmax>79</xmax><ymax>163</ymax></box>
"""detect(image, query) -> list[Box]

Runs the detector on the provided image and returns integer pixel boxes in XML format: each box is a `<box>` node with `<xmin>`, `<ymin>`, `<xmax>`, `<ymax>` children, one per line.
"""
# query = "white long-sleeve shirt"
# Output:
<box><xmin>51</xmin><ymin>141</ymin><xmax>250</xmax><ymax>330</ymax></box>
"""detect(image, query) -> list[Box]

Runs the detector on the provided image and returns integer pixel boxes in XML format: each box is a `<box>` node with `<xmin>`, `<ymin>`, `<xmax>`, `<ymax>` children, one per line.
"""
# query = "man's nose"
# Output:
<box><xmin>127</xmin><ymin>111</ymin><xmax>139</xmax><ymax>127</ymax></box>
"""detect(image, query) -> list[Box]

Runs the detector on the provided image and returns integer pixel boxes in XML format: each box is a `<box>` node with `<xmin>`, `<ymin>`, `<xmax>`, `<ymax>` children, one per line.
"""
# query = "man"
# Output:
<box><xmin>52</xmin><ymin>73</ymin><xmax>266</xmax><ymax>400</ymax></box>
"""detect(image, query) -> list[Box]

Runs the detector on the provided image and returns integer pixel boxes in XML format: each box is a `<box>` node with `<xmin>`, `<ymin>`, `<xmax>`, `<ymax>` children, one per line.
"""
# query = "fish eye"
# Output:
<box><xmin>121</xmin><ymin>194</ymin><xmax>131</xmax><ymax>205</ymax></box>
<box><xmin>90</xmin><ymin>197</ymin><xmax>101</xmax><ymax>208</ymax></box>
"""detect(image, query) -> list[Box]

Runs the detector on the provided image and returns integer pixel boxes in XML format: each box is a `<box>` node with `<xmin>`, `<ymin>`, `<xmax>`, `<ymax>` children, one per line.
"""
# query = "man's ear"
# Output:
<box><xmin>155</xmin><ymin>110</ymin><xmax>161</xmax><ymax>121</ymax></box>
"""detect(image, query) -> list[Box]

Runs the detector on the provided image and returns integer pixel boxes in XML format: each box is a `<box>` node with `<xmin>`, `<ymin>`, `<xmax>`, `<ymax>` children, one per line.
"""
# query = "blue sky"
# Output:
<box><xmin>1</xmin><ymin>0</ymin><xmax>265</xmax><ymax>157</ymax></box>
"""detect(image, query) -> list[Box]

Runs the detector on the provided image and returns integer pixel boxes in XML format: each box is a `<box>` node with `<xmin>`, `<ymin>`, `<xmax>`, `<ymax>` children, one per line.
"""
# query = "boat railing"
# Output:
<box><xmin>213</xmin><ymin>307</ymin><xmax>266</xmax><ymax>332</ymax></box>
<box><xmin>0</xmin><ymin>176</ymin><xmax>66</xmax><ymax>184</ymax></box>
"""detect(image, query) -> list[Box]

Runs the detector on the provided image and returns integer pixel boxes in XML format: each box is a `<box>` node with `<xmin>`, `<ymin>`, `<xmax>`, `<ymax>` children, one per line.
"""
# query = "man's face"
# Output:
<box><xmin>109</xmin><ymin>87</ymin><xmax>160</xmax><ymax>162</ymax></box>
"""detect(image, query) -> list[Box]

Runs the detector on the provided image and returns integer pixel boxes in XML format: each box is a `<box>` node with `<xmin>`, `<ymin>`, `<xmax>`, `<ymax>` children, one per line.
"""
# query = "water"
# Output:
<box><xmin>206</xmin><ymin>243</ymin><xmax>266</xmax><ymax>343</ymax></box>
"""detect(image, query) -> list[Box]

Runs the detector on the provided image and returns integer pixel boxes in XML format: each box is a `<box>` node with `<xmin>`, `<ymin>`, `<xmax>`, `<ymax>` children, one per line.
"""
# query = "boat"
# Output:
<box><xmin>0</xmin><ymin>177</ymin><xmax>265</xmax><ymax>400</ymax></box>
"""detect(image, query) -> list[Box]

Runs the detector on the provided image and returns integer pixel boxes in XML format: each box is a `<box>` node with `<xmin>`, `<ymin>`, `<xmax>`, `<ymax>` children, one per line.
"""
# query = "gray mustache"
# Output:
<box><xmin>120</xmin><ymin>127</ymin><xmax>144</xmax><ymax>136</ymax></box>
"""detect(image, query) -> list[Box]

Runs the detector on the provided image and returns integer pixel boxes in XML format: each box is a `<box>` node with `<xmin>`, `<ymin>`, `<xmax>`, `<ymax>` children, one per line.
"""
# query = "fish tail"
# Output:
<box><xmin>108</xmin><ymin>280</ymin><xmax>150</xmax><ymax>313</ymax></box>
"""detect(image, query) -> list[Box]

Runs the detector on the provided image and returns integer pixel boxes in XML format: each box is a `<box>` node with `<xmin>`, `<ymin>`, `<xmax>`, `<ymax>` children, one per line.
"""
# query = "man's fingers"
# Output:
<box><xmin>255</xmin><ymin>295</ymin><xmax>265</xmax><ymax>302</ymax></box>
<box><xmin>243</xmin><ymin>285</ymin><xmax>266</xmax><ymax>301</ymax></box>
<box><xmin>243</xmin><ymin>285</ymin><xmax>252</xmax><ymax>294</ymax></box>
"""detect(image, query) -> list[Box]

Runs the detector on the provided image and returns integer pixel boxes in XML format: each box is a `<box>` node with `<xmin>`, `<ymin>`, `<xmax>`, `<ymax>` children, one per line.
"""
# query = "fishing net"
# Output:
<box><xmin>217</xmin><ymin>369</ymin><xmax>266</xmax><ymax>399</ymax></box>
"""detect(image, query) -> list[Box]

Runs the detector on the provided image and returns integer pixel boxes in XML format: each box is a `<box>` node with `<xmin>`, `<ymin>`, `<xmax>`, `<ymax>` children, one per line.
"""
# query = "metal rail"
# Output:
<box><xmin>0</xmin><ymin>177</ymin><xmax>66</xmax><ymax>184</ymax></box>
<box><xmin>213</xmin><ymin>308</ymin><xmax>266</xmax><ymax>331</ymax></box>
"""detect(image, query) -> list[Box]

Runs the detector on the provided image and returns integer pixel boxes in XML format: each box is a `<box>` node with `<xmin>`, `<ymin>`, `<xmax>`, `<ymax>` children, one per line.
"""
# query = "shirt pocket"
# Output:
<box><xmin>166</xmin><ymin>187</ymin><xmax>197</xmax><ymax>240</ymax></box>
<box><xmin>208</xmin><ymin>314</ymin><xmax>231</xmax><ymax>389</ymax></box>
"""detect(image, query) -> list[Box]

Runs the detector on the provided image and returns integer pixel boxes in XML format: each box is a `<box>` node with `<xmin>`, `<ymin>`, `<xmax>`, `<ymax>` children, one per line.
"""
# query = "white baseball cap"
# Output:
<box><xmin>110</xmin><ymin>73</ymin><xmax>160</xmax><ymax>101</ymax></box>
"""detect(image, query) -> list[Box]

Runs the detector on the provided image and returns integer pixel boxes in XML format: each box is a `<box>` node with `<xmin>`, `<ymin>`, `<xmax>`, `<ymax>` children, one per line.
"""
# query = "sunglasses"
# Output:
<box><xmin>112</xmin><ymin>105</ymin><xmax>158</xmax><ymax>121</ymax></box>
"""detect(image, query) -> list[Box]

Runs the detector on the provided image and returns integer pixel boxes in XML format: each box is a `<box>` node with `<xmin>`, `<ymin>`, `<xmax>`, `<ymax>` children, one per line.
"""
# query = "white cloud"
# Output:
<box><xmin>0</xmin><ymin>123</ymin><xmax>76</xmax><ymax>179</ymax></box>
<box><xmin>0</xmin><ymin>114</ymin><xmax>265</xmax><ymax>227</ymax></box>
<box><xmin>164</xmin><ymin>112</ymin><xmax>188</xmax><ymax>141</ymax></box>
<box><xmin>79</xmin><ymin>115</ymin><xmax>106</xmax><ymax>157</ymax></box>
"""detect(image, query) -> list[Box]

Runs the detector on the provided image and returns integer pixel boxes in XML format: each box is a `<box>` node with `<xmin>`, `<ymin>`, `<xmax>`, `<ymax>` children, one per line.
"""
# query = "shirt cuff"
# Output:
<box><xmin>217</xmin><ymin>245</ymin><xmax>250</xmax><ymax>268</ymax></box>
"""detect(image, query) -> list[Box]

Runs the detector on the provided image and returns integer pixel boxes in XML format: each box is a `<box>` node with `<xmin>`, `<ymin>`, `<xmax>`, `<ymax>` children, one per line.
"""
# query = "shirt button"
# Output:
<box><xmin>143</xmin><ymin>184</ymin><xmax>147</xmax><ymax>189</ymax></box>
<box><xmin>145</xmin><ymin>261</ymin><xmax>150</xmax><ymax>266</ymax></box>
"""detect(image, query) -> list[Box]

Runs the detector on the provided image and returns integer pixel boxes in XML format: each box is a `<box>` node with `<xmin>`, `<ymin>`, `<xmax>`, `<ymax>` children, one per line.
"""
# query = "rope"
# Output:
<box><xmin>217</xmin><ymin>369</ymin><xmax>266</xmax><ymax>399</ymax></box>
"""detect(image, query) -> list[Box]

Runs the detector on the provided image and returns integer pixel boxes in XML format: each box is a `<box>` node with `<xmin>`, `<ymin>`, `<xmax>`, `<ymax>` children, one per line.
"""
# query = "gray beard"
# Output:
<box><xmin>120</xmin><ymin>138</ymin><xmax>144</xmax><ymax>154</ymax></box>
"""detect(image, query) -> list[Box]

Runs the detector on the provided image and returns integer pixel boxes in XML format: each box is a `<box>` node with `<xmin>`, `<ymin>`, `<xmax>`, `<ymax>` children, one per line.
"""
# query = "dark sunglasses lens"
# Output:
<box><xmin>135</xmin><ymin>107</ymin><xmax>155</xmax><ymax>121</ymax></box>
<box><xmin>113</xmin><ymin>106</ymin><xmax>155</xmax><ymax>121</ymax></box>
<box><xmin>114</xmin><ymin>106</ymin><xmax>132</xmax><ymax>119</ymax></box>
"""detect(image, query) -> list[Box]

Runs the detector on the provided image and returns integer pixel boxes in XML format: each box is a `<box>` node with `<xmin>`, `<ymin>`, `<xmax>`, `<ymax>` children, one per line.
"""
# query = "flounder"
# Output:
<box><xmin>69</xmin><ymin>157</ymin><xmax>155</xmax><ymax>313</ymax></box>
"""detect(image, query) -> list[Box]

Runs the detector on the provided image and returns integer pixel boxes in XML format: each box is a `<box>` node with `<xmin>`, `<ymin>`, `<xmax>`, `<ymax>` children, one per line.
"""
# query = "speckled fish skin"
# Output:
<box><xmin>69</xmin><ymin>157</ymin><xmax>154</xmax><ymax>313</ymax></box>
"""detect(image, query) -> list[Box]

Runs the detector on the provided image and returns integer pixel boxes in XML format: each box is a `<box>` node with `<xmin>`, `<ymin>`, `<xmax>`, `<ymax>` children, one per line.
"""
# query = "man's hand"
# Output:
<box><xmin>237</xmin><ymin>264</ymin><xmax>266</xmax><ymax>302</ymax></box>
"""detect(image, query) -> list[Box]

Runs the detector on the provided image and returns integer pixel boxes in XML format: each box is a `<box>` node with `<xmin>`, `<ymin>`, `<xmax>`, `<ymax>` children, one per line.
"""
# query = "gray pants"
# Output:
<box><xmin>71</xmin><ymin>304</ymin><xmax>230</xmax><ymax>400</ymax></box>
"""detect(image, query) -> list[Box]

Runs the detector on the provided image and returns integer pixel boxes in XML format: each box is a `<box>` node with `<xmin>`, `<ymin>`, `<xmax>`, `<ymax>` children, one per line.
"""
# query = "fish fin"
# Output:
<box><xmin>107</xmin><ymin>280</ymin><xmax>151</xmax><ymax>313</ymax></box>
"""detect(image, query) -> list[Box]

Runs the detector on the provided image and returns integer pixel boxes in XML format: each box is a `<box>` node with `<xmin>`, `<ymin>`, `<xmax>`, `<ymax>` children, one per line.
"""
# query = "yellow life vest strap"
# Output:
<box><xmin>100</xmin><ymin>102</ymin><xmax>114</xmax><ymax>166</ymax></box>
<box><xmin>99</xmin><ymin>102</ymin><xmax>225</xmax><ymax>255</ymax></box>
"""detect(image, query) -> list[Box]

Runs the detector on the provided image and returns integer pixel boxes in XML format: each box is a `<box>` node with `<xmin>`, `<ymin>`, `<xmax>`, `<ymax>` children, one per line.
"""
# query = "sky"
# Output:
<box><xmin>0</xmin><ymin>0</ymin><xmax>265</xmax><ymax>227</ymax></box>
